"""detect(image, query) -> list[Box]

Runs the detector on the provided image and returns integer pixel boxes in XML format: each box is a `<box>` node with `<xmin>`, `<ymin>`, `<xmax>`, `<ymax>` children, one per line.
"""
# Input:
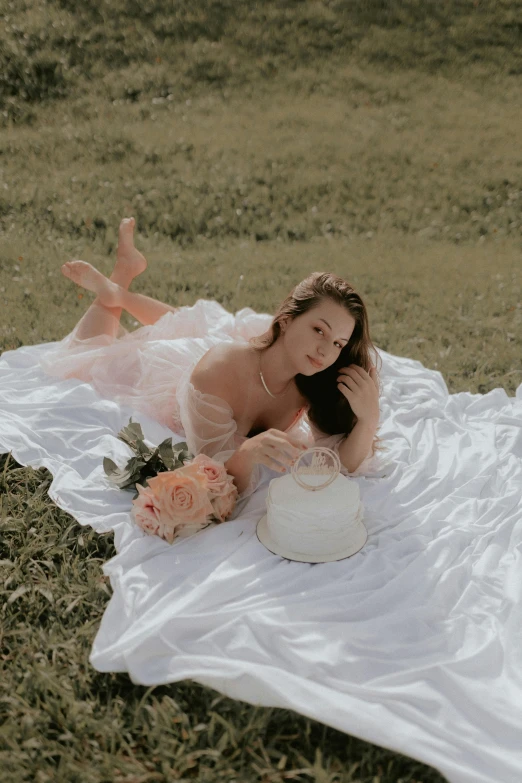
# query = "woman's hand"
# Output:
<box><xmin>337</xmin><ymin>364</ymin><xmax>380</xmax><ymax>426</ymax></box>
<box><xmin>240</xmin><ymin>429</ymin><xmax>308</xmax><ymax>473</ymax></box>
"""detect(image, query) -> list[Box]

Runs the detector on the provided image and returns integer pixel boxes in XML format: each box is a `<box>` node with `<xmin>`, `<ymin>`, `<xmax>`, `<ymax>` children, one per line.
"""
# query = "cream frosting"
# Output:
<box><xmin>266</xmin><ymin>473</ymin><xmax>363</xmax><ymax>557</ymax></box>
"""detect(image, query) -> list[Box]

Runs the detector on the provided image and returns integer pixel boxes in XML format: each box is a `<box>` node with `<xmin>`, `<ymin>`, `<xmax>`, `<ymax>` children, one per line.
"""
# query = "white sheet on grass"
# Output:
<box><xmin>0</xmin><ymin>339</ymin><xmax>521</xmax><ymax>783</ymax></box>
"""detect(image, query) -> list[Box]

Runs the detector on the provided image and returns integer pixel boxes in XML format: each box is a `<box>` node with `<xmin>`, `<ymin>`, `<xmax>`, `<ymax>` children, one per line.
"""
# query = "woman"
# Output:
<box><xmin>41</xmin><ymin>217</ymin><xmax>384</xmax><ymax>500</ymax></box>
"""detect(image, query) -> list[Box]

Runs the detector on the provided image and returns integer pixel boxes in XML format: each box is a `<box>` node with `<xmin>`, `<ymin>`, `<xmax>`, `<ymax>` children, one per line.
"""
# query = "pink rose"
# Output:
<box><xmin>188</xmin><ymin>454</ymin><xmax>230</xmax><ymax>497</ymax></box>
<box><xmin>147</xmin><ymin>466</ymin><xmax>214</xmax><ymax>533</ymax></box>
<box><xmin>132</xmin><ymin>483</ymin><xmax>166</xmax><ymax>538</ymax></box>
<box><xmin>211</xmin><ymin>485</ymin><xmax>238</xmax><ymax>523</ymax></box>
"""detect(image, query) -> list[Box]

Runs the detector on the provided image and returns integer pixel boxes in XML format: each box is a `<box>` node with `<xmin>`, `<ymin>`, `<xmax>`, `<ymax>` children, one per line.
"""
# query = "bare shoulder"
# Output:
<box><xmin>191</xmin><ymin>342</ymin><xmax>251</xmax><ymax>379</ymax></box>
<box><xmin>190</xmin><ymin>342</ymin><xmax>253</xmax><ymax>409</ymax></box>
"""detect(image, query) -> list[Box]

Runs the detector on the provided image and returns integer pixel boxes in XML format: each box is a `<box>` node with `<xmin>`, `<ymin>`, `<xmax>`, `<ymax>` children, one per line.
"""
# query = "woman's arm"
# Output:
<box><xmin>189</xmin><ymin>345</ymin><xmax>305</xmax><ymax>495</ymax></box>
<box><xmin>224</xmin><ymin>445</ymin><xmax>256</xmax><ymax>495</ymax></box>
<box><xmin>337</xmin><ymin>417</ymin><xmax>379</xmax><ymax>474</ymax></box>
<box><xmin>336</xmin><ymin>363</ymin><xmax>380</xmax><ymax>473</ymax></box>
<box><xmin>190</xmin><ymin>345</ymin><xmax>255</xmax><ymax>495</ymax></box>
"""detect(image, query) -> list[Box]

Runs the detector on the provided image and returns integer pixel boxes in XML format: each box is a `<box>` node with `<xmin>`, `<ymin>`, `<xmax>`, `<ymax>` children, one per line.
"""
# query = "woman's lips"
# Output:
<box><xmin>307</xmin><ymin>355</ymin><xmax>324</xmax><ymax>369</ymax></box>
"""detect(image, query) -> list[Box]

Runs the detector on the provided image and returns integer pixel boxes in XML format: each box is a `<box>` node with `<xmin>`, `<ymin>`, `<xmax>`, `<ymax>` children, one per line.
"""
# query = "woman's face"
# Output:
<box><xmin>281</xmin><ymin>299</ymin><xmax>356</xmax><ymax>375</ymax></box>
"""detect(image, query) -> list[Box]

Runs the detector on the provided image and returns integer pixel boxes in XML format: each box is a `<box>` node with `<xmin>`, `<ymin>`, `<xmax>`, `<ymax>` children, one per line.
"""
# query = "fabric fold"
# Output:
<box><xmin>0</xmin><ymin>298</ymin><xmax>521</xmax><ymax>783</ymax></box>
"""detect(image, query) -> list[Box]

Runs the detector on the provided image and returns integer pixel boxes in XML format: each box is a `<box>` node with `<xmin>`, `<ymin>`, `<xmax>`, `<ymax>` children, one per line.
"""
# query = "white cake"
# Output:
<box><xmin>257</xmin><ymin>472</ymin><xmax>367</xmax><ymax>563</ymax></box>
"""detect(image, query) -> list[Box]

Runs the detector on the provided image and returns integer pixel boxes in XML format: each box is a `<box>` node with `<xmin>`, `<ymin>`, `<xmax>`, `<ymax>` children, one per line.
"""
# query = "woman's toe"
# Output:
<box><xmin>120</xmin><ymin>217</ymin><xmax>134</xmax><ymax>232</ymax></box>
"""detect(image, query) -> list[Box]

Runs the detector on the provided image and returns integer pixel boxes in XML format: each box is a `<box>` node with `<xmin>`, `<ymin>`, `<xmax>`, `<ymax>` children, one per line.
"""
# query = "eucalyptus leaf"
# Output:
<box><xmin>105</xmin><ymin>456</ymin><xmax>147</xmax><ymax>487</ymax></box>
<box><xmin>119</xmin><ymin>467</ymin><xmax>147</xmax><ymax>486</ymax></box>
<box><xmin>103</xmin><ymin>457</ymin><xmax>121</xmax><ymax>477</ymax></box>
<box><xmin>172</xmin><ymin>443</ymin><xmax>192</xmax><ymax>465</ymax></box>
<box><xmin>105</xmin><ymin>426</ymin><xmax>194</xmax><ymax>494</ymax></box>
<box><xmin>106</xmin><ymin>467</ymin><xmax>135</xmax><ymax>484</ymax></box>
<box><xmin>158</xmin><ymin>439</ymin><xmax>176</xmax><ymax>469</ymax></box>
<box><xmin>112</xmin><ymin>474</ymin><xmax>134</xmax><ymax>488</ymax></box>
<box><xmin>126</xmin><ymin>419</ymin><xmax>145</xmax><ymax>440</ymax></box>
<box><xmin>109</xmin><ymin>476</ymin><xmax>133</xmax><ymax>489</ymax></box>
<box><xmin>120</xmin><ymin>478</ymin><xmax>144</xmax><ymax>491</ymax></box>
<box><xmin>126</xmin><ymin>456</ymin><xmax>148</xmax><ymax>472</ymax></box>
<box><xmin>146</xmin><ymin>456</ymin><xmax>163</xmax><ymax>471</ymax></box>
<box><xmin>173</xmin><ymin>441</ymin><xmax>189</xmax><ymax>455</ymax></box>
<box><xmin>135</xmin><ymin>439</ymin><xmax>154</xmax><ymax>458</ymax></box>
<box><xmin>117</xmin><ymin>418</ymin><xmax>145</xmax><ymax>448</ymax></box>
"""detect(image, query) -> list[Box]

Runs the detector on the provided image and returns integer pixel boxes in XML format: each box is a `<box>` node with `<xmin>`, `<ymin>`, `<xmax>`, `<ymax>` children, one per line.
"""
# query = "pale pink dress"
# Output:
<box><xmin>38</xmin><ymin>298</ymin><xmax>372</xmax><ymax>501</ymax></box>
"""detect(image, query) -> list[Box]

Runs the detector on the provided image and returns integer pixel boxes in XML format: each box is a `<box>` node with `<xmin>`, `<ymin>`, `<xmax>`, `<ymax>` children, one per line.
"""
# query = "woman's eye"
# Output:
<box><xmin>315</xmin><ymin>327</ymin><xmax>341</xmax><ymax>349</ymax></box>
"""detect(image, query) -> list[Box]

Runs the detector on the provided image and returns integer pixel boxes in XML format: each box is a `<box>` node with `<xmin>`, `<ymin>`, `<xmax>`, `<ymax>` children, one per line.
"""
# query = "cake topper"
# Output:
<box><xmin>290</xmin><ymin>446</ymin><xmax>341</xmax><ymax>491</ymax></box>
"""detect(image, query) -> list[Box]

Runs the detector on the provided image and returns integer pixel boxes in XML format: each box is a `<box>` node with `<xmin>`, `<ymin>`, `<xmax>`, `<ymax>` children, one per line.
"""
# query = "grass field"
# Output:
<box><xmin>1</xmin><ymin>1</ymin><xmax>521</xmax><ymax>781</ymax></box>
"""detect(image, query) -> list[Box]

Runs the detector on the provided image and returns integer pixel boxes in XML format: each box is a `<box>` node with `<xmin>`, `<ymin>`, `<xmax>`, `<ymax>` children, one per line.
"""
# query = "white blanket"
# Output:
<box><xmin>1</xmin><ymin>340</ymin><xmax>521</xmax><ymax>783</ymax></box>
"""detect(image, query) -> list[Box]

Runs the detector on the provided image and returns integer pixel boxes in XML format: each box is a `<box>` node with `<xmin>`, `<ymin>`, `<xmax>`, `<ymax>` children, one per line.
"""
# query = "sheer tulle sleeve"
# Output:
<box><xmin>176</xmin><ymin>367</ymin><xmax>262</xmax><ymax>504</ymax></box>
<box><xmin>308</xmin><ymin>420</ymin><xmax>377</xmax><ymax>478</ymax></box>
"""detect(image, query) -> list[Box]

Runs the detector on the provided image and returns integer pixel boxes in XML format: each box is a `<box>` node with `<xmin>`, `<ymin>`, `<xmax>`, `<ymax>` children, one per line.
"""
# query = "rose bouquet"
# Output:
<box><xmin>103</xmin><ymin>418</ymin><xmax>238</xmax><ymax>544</ymax></box>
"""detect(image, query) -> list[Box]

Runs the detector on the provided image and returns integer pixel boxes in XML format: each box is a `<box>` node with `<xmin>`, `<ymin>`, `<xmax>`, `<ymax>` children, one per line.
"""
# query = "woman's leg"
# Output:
<box><xmin>73</xmin><ymin>280</ymin><xmax>131</xmax><ymax>342</ymax></box>
<box><xmin>62</xmin><ymin>260</ymin><xmax>178</xmax><ymax>330</ymax></box>
<box><xmin>108</xmin><ymin>287</ymin><xmax>178</xmax><ymax>326</ymax></box>
<box><xmin>64</xmin><ymin>218</ymin><xmax>149</xmax><ymax>341</ymax></box>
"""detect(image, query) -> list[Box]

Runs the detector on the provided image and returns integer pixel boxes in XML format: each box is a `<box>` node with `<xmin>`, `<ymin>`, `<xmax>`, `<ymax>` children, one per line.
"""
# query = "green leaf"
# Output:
<box><xmin>172</xmin><ymin>442</ymin><xmax>193</xmax><ymax>465</ymax></box>
<box><xmin>126</xmin><ymin>418</ymin><xmax>145</xmax><ymax>439</ymax></box>
<box><xmin>119</xmin><ymin>477</ymin><xmax>144</xmax><ymax>490</ymax></box>
<box><xmin>103</xmin><ymin>457</ymin><xmax>121</xmax><ymax>477</ymax></box>
<box><xmin>127</xmin><ymin>456</ymin><xmax>147</xmax><ymax>471</ymax></box>
<box><xmin>158</xmin><ymin>438</ymin><xmax>176</xmax><ymax>469</ymax></box>
<box><xmin>108</xmin><ymin>473</ymin><xmax>135</xmax><ymax>489</ymax></box>
<box><xmin>117</xmin><ymin>418</ymin><xmax>145</xmax><ymax>448</ymax></box>
<box><xmin>135</xmin><ymin>439</ymin><xmax>154</xmax><ymax>458</ymax></box>
<box><xmin>105</xmin><ymin>467</ymin><xmax>133</xmax><ymax>484</ymax></box>
<box><xmin>105</xmin><ymin>455</ymin><xmax>147</xmax><ymax>487</ymax></box>
<box><xmin>105</xmin><ymin>429</ymin><xmax>194</xmax><ymax>494</ymax></box>
<box><xmin>145</xmin><ymin>448</ymin><xmax>165</xmax><ymax>472</ymax></box>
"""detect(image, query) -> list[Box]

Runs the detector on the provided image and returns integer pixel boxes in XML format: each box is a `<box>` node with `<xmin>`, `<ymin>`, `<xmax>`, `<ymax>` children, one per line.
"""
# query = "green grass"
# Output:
<box><xmin>1</xmin><ymin>1</ymin><xmax>521</xmax><ymax>781</ymax></box>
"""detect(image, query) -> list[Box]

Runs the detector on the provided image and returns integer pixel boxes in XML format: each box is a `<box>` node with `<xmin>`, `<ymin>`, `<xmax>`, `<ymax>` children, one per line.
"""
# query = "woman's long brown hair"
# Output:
<box><xmin>248</xmin><ymin>271</ymin><xmax>386</xmax><ymax>457</ymax></box>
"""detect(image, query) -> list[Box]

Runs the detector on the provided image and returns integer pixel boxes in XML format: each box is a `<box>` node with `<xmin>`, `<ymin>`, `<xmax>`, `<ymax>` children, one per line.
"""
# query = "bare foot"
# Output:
<box><xmin>61</xmin><ymin>261</ymin><xmax>123</xmax><ymax>307</ymax></box>
<box><xmin>113</xmin><ymin>217</ymin><xmax>147</xmax><ymax>281</ymax></box>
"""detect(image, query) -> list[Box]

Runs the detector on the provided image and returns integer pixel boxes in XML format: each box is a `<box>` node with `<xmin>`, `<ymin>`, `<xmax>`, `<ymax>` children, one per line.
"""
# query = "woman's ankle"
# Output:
<box><xmin>109</xmin><ymin>269</ymin><xmax>134</xmax><ymax>289</ymax></box>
